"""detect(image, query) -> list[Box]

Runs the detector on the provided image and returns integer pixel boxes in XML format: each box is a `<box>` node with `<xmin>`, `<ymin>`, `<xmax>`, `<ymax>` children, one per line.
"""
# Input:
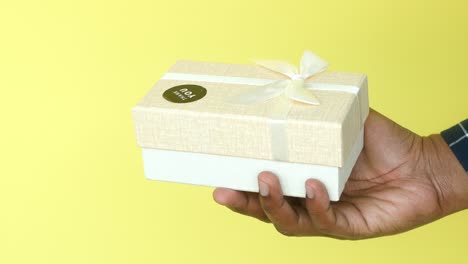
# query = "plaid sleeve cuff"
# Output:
<box><xmin>441</xmin><ymin>119</ymin><xmax>468</xmax><ymax>172</ymax></box>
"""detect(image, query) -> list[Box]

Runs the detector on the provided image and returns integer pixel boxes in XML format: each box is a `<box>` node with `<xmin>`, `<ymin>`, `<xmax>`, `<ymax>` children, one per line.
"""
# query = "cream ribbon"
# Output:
<box><xmin>162</xmin><ymin>51</ymin><xmax>360</xmax><ymax>101</ymax></box>
<box><xmin>228</xmin><ymin>50</ymin><xmax>328</xmax><ymax>105</ymax></box>
<box><xmin>161</xmin><ymin>51</ymin><xmax>362</xmax><ymax>162</ymax></box>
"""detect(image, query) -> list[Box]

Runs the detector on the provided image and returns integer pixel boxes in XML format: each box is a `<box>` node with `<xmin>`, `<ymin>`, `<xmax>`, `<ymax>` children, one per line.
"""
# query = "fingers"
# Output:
<box><xmin>257</xmin><ymin>171</ymin><xmax>303</xmax><ymax>235</ymax></box>
<box><xmin>213</xmin><ymin>188</ymin><xmax>270</xmax><ymax>222</ymax></box>
<box><xmin>213</xmin><ymin>173</ymin><xmax>345</xmax><ymax>238</ymax></box>
<box><xmin>304</xmin><ymin>179</ymin><xmax>338</xmax><ymax>235</ymax></box>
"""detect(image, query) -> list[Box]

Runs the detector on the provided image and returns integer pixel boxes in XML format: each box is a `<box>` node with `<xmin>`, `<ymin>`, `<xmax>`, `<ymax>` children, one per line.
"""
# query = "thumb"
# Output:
<box><xmin>364</xmin><ymin>109</ymin><xmax>419</xmax><ymax>169</ymax></box>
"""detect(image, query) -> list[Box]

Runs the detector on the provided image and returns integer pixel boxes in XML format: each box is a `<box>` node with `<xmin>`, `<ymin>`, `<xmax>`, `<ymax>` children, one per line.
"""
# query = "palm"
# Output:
<box><xmin>213</xmin><ymin>109</ymin><xmax>444</xmax><ymax>239</ymax></box>
<box><xmin>331</xmin><ymin>114</ymin><xmax>442</xmax><ymax>238</ymax></box>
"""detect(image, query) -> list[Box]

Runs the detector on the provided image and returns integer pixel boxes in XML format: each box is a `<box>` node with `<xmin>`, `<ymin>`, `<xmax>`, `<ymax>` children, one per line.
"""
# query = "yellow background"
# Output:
<box><xmin>1</xmin><ymin>0</ymin><xmax>468</xmax><ymax>263</ymax></box>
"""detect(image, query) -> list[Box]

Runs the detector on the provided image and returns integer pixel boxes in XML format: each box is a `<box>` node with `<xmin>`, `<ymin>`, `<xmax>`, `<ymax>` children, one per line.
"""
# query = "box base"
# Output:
<box><xmin>141</xmin><ymin>129</ymin><xmax>363</xmax><ymax>201</ymax></box>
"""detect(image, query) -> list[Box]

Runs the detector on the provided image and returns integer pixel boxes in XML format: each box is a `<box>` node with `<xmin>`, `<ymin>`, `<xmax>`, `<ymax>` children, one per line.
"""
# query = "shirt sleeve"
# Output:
<box><xmin>441</xmin><ymin>119</ymin><xmax>468</xmax><ymax>172</ymax></box>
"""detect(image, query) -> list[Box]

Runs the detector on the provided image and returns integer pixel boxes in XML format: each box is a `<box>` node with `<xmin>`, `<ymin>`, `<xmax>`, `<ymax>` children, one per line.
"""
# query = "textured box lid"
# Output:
<box><xmin>132</xmin><ymin>60</ymin><xmax>368</xmax><ymax>167</ymax></box>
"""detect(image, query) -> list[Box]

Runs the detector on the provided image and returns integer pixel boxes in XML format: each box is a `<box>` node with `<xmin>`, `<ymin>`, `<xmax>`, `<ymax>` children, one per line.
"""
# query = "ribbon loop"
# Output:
<box><xmin>299</xmin><ymin>50</ymin><xmax>329</xmax><ymax>79</ymax></box>
<box><xmin>250</xmin><ymin>59</ymin><xmax>298</xmax><ymax>79</ymax></box>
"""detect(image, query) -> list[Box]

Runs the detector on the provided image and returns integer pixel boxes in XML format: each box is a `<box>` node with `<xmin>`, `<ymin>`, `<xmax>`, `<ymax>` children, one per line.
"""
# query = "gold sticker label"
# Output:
<box><xmin>163</xmin><ymin>84</ymin><xmax>207</xmax><ymax>103</ymax></box>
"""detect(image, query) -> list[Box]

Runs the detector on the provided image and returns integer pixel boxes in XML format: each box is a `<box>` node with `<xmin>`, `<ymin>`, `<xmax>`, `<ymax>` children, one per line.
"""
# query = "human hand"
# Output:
<box><xmin>213</xmin><ymin>109</ymin><xmax>468</xmax><ymax>239</ymax></box>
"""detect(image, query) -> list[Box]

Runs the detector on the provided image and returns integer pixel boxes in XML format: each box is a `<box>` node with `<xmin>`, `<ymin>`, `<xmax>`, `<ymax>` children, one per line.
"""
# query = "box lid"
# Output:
<box><xmin>132</xmin><ymin>60</ymin><xmax>369</xmax><ymax>167</ymax></box>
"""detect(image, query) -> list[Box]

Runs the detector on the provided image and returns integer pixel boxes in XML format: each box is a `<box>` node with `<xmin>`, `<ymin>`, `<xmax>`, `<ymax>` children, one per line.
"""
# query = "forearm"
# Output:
<box><xmin>422</xmin><ymin>134</ymin><xmax>468</xmax><ymax>215</ymax></box>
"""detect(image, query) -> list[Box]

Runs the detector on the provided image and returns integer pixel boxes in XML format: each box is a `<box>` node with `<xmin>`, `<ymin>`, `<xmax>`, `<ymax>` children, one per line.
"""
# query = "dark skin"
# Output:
<box><xmin>213</xmin><ymin>109</ymin><xmax>468</xmax><ymax>239</ymax></box>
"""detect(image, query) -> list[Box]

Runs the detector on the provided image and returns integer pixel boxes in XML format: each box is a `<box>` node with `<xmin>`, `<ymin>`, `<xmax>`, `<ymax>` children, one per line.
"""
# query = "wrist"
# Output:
<box><xmin>421</xmin><ymin>134</ymin><xmax>468</xmax><ymax>215</ymax></box>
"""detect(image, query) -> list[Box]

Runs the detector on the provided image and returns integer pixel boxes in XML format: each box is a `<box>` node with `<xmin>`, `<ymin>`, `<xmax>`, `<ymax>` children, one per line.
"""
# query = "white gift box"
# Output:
<box><xmin>132</xmin><ymin>52</ymin><xmax>369</xmax><ymax>201</ymax></box>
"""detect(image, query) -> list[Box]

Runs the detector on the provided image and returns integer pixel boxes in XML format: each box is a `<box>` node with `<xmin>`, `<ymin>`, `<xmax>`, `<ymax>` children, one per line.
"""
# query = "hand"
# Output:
<box><xmin>213</xmin><ymin>109</ymin><xmax>468</xmax><ymax>239</ymax></box>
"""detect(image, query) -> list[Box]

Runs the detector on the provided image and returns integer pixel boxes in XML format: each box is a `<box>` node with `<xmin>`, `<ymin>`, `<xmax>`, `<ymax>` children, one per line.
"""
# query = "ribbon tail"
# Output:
<box><xmin>285</xmin><ymin>80</ymin><xmax>320</xmax><ymax>105</ymax></box>
<box><xmin>226</xmin><ymin>80</ymin><xmax>288</xmax><ymax>105</ymax></box>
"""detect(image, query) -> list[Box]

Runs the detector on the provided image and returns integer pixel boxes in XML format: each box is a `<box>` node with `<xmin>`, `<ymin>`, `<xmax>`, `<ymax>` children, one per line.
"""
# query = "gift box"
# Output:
<box><xmin>132</xmin><ymin>51</ymin><xmax>369</xmax><ymax>201</ymax></box>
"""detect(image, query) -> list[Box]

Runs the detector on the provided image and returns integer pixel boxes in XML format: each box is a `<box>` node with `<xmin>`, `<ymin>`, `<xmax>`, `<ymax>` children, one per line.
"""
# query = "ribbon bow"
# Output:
<box><xmin>229</xmin><ymin>50</ymin><xmax>329</xmax><ymax>105</ymax></box>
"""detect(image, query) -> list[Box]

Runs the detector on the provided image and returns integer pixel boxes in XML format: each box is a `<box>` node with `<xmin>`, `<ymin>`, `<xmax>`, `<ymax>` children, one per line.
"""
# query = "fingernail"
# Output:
<box><xmin>259</xmin><ymin>181</ymin><xmax>269</xmax><ymax>197</ymax></box>
<box><xmin>306</xmin><ymin>185</ymin><xmax>315</xmax><ymax>199</ymax></box>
